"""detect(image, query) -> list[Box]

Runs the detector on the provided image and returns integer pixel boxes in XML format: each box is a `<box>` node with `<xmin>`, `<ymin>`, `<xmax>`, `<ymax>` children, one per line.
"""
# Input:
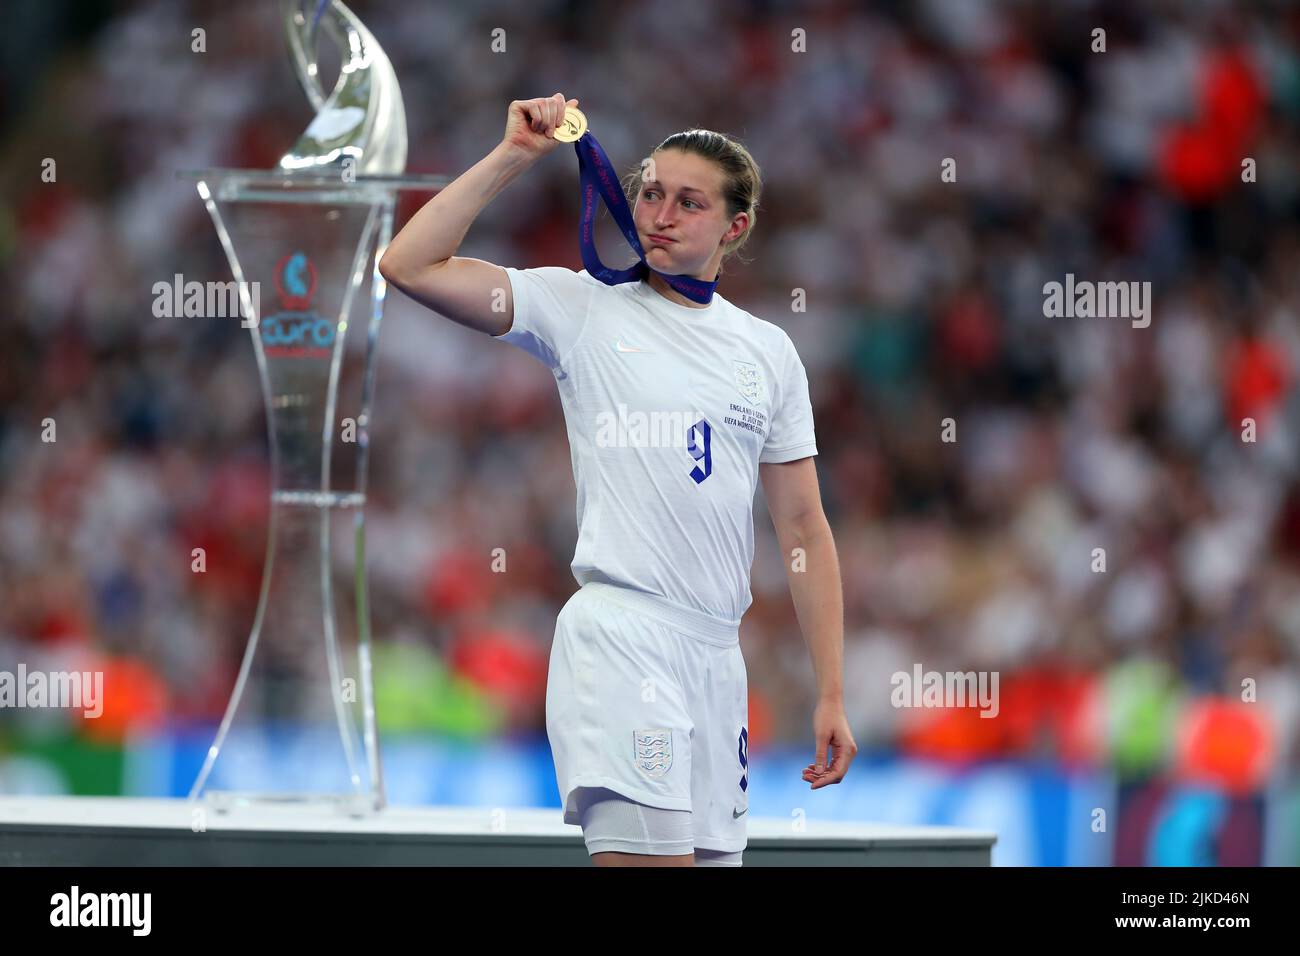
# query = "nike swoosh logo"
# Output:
<box><xmin>732</xmin><ymin>807</ymin><xmax>748</xmax><ymax>819</ymax></box>
<box><xmin>615</xmin><ymin>339</ymin><xmax>652</xmax><ymax>353</ymax></box>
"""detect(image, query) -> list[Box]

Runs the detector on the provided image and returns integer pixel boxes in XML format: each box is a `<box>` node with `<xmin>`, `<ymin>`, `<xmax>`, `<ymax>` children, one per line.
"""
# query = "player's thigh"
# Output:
<box><xmin>694</xmin><ymin>847</ymin><xmax>743</xmax><ymax>866</ymax></box>
<box><xmin>574</xmin><ymin>786</ymin><xmax>695</xmax><ymax>864</ymax></box>
<box><xmin>590</xmin><ymin>851</ymin><xmax>694</xmax><ymax>867</ymax></box>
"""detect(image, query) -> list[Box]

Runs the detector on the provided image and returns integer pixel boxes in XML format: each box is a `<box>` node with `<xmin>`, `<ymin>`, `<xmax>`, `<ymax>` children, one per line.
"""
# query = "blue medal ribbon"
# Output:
<box><xmin>573</xmin><ymin>133</ymin><xmax>719</xmax><ymax>304</ymax></box>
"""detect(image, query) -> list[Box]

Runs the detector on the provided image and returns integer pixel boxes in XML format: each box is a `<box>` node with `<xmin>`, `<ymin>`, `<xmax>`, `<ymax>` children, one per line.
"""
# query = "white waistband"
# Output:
<box><xmin>581</xmin><ymin>582</ymin><xmax>740</xmax><ymax>648</ymax></box>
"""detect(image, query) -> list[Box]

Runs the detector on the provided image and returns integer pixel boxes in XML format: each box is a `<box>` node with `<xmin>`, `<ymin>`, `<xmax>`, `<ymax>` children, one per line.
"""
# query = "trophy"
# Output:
<box><xmin>181</xmin><ymin>0</ymin><xmax>445</xmax><ymax>816</ymax></box>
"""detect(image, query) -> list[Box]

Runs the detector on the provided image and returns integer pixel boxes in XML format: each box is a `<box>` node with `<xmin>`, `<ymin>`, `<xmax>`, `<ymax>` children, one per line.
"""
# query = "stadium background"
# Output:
<box><xmin>1</xmin><ymin>0</ymin><xmax>1299</xmax><ymax>865</ymax></box>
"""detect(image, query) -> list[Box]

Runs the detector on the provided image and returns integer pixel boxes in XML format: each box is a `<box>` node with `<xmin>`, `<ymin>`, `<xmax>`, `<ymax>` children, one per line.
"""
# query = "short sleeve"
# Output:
<box><xmin>492</xmin><ymin>266</ymin><xmax>597</xmax><ymax>371</ymax></box>
<box><xmin>760</xmin><ymin>332</ymin><xmax>818</xmax><ymax>463</ymax></box>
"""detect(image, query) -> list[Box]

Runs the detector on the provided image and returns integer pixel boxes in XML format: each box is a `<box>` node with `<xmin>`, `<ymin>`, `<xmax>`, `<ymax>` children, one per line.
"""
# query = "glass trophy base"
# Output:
<box><xmin>199</xmin><ymin>789</ymin><xmax>378</xmax><ymax>819</ymax></box>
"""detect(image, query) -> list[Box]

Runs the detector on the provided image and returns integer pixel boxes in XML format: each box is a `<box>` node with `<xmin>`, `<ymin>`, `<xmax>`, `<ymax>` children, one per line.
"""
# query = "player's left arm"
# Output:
<box><xmin>759</xmin><ymin>456</ymin><xmax>857</xmax><ymax>789</ymax></box>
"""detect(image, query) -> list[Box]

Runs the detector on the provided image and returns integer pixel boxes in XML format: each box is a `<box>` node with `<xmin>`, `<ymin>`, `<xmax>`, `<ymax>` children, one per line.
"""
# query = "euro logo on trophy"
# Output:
<box><xmin>181</xmin><ymin>0</ymin><xmax>445</xmax><ymax>817</ymax></box>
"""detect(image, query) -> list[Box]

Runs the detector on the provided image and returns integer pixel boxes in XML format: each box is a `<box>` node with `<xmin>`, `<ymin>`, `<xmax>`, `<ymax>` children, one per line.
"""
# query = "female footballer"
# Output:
<box><xmin>380</xmin><ymin>93</ymin><xmax>855</xmax><ymax>866</ymax></box>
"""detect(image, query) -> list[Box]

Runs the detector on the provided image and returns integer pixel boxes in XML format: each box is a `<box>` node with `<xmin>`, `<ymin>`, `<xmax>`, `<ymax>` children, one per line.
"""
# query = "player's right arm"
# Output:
<box><xmin>378</xmin><ymin>93</ymin><xmax>579</xmax><ymax>337</ymax></box>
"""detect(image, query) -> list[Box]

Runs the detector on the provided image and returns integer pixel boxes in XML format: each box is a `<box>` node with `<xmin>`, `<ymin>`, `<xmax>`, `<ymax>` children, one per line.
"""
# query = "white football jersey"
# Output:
<box><xmin>493</xmin><ymin>267</ymin><xmax>818</xmax><ymax>623</ymax></box>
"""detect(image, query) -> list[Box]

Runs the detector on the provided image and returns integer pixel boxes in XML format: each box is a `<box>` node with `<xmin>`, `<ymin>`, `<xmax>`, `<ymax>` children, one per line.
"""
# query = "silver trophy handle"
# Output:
<box><xmin>279</xmin><ymin>0</ymin><xmax>407</xmax><ymax>176</ymax></box>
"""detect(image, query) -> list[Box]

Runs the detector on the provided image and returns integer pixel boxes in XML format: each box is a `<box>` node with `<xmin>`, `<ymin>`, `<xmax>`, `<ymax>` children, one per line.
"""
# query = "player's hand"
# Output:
<box><xmin>802</xmin><ymin>698</ymin><xmax>857</xmax><ymax>789</ymax></box>
<box><xmin>501</xmin><ymin>93</ymin><xmax>580</xmax><ymax>161</ymax></box>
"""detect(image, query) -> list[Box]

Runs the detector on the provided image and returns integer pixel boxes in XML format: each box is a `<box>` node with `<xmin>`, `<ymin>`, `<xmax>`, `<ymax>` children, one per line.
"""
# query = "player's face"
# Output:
<box><xmin>633</xmin><ymin>150</ymin><xmax>744</xmax><ymax>278</ymax></box>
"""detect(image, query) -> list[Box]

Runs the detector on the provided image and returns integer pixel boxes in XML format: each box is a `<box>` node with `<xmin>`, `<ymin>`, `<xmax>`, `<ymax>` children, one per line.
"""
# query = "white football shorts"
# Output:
<box><xmin>546</xmin><ymin>581</ymin><xmax>750</xmax><ymax>856</ymax></box>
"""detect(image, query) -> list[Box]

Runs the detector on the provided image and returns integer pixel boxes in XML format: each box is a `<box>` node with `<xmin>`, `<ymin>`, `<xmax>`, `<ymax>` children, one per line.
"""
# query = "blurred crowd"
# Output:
<box><xmin>2</xmin><ymin>0</ymin><xmax>1299</xmax><ymax>796</ymax></box>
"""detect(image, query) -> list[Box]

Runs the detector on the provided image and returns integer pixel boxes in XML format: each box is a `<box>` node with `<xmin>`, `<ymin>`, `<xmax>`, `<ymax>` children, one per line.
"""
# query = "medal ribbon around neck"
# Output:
<box><xmin>569</xmin><ymin>124</ymin><xmax>719</xmax><ymax>304</ymax></box>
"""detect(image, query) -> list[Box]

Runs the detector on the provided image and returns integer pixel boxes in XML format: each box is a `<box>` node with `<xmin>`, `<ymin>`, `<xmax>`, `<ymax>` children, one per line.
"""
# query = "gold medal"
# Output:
<box><xmin>554</xmin><ymin>106</ymin><xmax>587</xmax><ymax>143</ymax></box>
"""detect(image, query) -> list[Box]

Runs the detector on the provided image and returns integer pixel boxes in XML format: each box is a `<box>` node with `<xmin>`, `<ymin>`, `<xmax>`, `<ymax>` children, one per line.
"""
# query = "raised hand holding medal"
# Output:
<box><xmin>504</xmin><ymin>93</ymin><xmax>580</xmax><ymax>159</ymax></box>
